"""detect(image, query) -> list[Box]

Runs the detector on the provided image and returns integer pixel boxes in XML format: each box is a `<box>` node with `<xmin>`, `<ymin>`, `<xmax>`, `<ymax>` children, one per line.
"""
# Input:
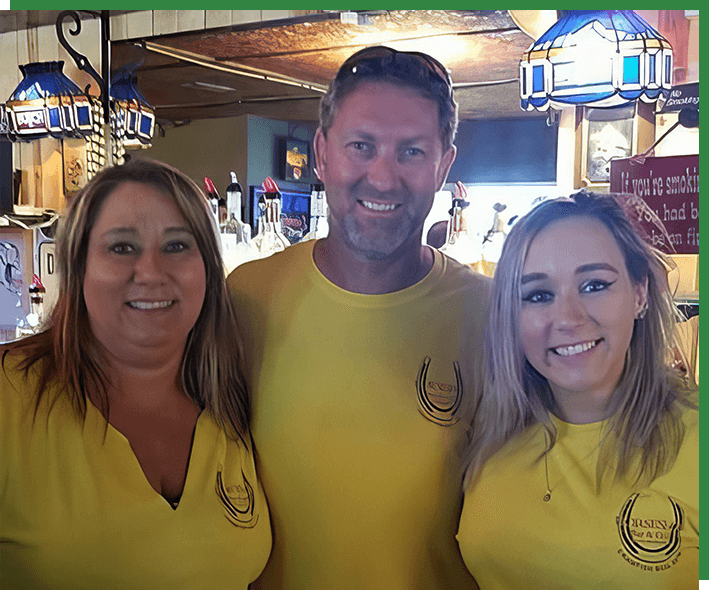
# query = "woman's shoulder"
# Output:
<box><xmin>670</xmin><ymin>390</ymin><xmax>698</xmax><ymax>435</ymax></box>
<box><xmin>647</xmin><ymin>395</ymin><xmax>699</xmax><ymax>509</ymax></box>
<box><xmin>1</xmin><ymin>346</ymin><xmax>37</xmax><ymax>391</ymax></box>
<box><xmin>0</xmin><ymin>342</ymin><xmax>55</xmax><ymax>409</ymax></box>
<box><xmin>676</xmin><ymin>394</ymin><xmax>698</xmax><ymax>443</ymax></box>
<box><xmin>0</xmin><ymin>348</ymin><xmax>42</xmax><ymax>435</ymax></box>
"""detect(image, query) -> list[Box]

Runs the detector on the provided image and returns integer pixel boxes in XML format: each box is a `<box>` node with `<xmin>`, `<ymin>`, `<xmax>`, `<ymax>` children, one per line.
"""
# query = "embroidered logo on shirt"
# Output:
<box><xmin>416</xmin><ymin>356</ymin><xmax>462</xmax><ymax>426</ymax></box>
<box><xmin>616</xmin><ymin>491</ymin><xmax>684</xmax><ymax>570</ymax></box>
<box><xmin>215</xmin><ymin>468</ymin><xmax>259</xmax><ymax>528</ymax></box>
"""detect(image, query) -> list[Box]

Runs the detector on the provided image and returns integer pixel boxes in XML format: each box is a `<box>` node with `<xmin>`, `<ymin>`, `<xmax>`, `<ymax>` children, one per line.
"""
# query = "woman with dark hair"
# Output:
<box><xmin>457</xmin><ymin>191</ymin><xmax>698</xmax><ymax>589</ymax></box>
<box><xmin>1</xmin><ymin>159</ymin><xmax>271</xmax><ymax>589</ymax></box>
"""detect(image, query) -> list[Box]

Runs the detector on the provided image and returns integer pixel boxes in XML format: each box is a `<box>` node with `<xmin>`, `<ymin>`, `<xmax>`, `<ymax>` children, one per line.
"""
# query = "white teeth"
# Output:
<box><xmin>361</xmin><ymin>200</ymin><xmax>398</xmax><ymax>212</ymax></box>
<box><xmin>553</xmin><ymin>340</ymin><xmax>599</xmax><ymax>357</ymax></box>
<box><xmin>128</xmin><ymin>300</ymin><xmax>174</xmax><ymax>310</ymax></box>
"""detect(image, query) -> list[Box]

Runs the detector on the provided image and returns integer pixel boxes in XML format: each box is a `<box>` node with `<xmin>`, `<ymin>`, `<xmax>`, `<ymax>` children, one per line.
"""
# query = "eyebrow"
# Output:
<box><xmin>101</xmin><ymin>226</ymin><xmax>193</xmax><ymax>237</ymax></box>
<box><xmin>345</xmin><ymin>131</ymin><xmax>430</xmax><ymax>145</ymax></box>
<box><xmin>521</xmin><ymin>263</ymin><xmax>620</xmax><ymax>284</ymax></box>
<box><xmin>345</xmin><ymin>131</ymin><xmax>376</xmax><ymax>142</ymax></box>
<box><xmin>576</xmin><ymin>262</ymin><xmax>620</xmax><ymax>274</ymax></box>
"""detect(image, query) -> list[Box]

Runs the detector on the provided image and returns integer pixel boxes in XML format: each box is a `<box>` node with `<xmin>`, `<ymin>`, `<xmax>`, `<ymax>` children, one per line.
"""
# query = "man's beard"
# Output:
<box><xmin>327</xmin><ymin>184</ymin><xmax>422</xmax><ymax>260</ymax></box>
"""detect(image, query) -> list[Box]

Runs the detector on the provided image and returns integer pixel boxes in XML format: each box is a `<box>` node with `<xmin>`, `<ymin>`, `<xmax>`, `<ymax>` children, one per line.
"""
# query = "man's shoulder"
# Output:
<box><xmin>227</xmin><ymin>241</ymin><xmax>314</xmax><ymax>292</ymax></box>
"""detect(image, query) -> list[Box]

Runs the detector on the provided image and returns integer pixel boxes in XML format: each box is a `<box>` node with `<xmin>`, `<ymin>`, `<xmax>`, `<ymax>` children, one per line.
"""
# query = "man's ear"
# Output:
<box><xmin>436</xmin><ymin>145</ymin><xmax>457</xmax><ymax>192</ymax></box>
<box><xmin>313</xmin><ymin>127</ymin><xmax>328</xmax><ymax>181</ymax></box>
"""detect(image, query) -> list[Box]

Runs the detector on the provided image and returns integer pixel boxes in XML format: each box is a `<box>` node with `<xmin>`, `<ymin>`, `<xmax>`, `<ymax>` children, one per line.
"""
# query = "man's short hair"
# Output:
<box><xmin>320</xmin><ymin>46</ymin><xmax>459</xmax><ymax>151</ymax></box>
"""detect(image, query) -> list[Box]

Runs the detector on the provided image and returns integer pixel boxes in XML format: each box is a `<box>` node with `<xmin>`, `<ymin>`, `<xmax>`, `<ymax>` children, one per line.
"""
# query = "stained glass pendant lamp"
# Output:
<box><xmin>110</xmin><ymin>71</ymin><xmax>156</xmax><ymax>148</ymax></box>
<box><xmin>5</xmin><ymin>61</ymin><xmax>94</xmax><ymax>140</ymax></box>
<box><xmin>520</xmin><ymin>10</ymin><xmax>673</xmax><ymax>111</ymax></box>
<box><xmin>3</xmin><ymin>11</ymin><xmax>155</xmax><ymax>155</ymax></box>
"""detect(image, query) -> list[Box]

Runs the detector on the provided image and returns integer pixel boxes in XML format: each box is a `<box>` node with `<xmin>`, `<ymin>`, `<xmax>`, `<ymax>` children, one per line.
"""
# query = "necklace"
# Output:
<box><xmin>543</xmin><ymin>452</ymin><xmax>552</xmax><ymax>502</ymax></box>
<box><xmin>543</xmin><ymin>430</ymin><xmax>552</xmax><ymax>502</ymax></box>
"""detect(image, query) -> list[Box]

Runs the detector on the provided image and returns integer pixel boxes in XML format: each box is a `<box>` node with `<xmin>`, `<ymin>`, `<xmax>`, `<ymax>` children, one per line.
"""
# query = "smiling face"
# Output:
<box><xmin>314</xmin><ymin>81</ymin><xmax>456</xmax><ymax>261</ymax></box>
<box><xmin>518</xmin><ymin>216</ymin><xmax>647</xmax><ymax>423</ymax></box>
<box><xmin>83</xmin><ymin>181</ymin><xmax>206</xmax><ymax>362</ymax></box>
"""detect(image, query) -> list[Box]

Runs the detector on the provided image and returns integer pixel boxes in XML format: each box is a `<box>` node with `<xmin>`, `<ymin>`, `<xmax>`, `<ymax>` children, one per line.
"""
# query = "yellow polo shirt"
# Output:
<box><xmin>0</xmin><ymin>352</ymin><xmax>272</xmax><ymax>590</ymax></box>
<box><xmin>457</xmin><ymin>403</ymin><xmax>698</xmax><ymax>589</ymax></box>
<box><xmin>228</xmin><ymin>241</ymin><xmax>491</xmax><ymax>589</ymax></box>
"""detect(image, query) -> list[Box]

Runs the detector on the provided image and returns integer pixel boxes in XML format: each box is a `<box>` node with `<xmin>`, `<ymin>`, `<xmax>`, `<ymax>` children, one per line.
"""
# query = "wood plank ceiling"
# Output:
<box><xmin>111</xmin><ymin>10</ymin><xmax>547</xmax><ymax>129</ymax></box>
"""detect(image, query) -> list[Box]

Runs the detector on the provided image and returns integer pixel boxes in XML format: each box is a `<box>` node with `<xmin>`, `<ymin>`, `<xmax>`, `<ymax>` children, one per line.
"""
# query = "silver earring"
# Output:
<box><xmin>636</xmin><ymin>302</ymin><xmax>648</xmax><ymax>320</ymax></box>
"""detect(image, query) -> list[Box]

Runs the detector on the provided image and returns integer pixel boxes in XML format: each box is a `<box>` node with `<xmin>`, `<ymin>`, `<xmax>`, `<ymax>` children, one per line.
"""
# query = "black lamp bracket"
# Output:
<box><xmin>56</xmin><ymin>10</ymin><xmax>111</xmax><ymax>123</ymax></box>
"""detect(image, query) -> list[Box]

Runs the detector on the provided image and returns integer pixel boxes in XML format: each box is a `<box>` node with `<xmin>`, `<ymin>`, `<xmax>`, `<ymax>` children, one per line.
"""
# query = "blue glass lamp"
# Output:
<box><xmin>110</xmin><ymin>71</ymin><xmax>155</xmax><ymax>148</ymax></box>
<box><xmin>5</xmin><ymin>61</ymin><xmax>94</xmax><ymax>140</ymax></box>
<box><xmin>520</xmin><ymin>11</ymin><xmax>673</xmax><ymax>111</ymax></box>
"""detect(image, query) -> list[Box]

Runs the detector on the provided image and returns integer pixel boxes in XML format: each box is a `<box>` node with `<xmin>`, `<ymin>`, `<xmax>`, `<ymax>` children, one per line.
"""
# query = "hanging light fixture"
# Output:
<box><xmin>520</xmin><ymin>10</ymin><xmax>673</xmax><ymax>111</ymax></box>
<box><xmin>0</xmin><ymin>104</ymin><xmax>10</xmax><ymax>136</ymax></box>
<box><xmin>5</xmin><ymin>61</ymin><xmax>95</xmax><ymax>141</ymax></box>
<box><xmin>110</xmin><ymin>70</ymin><xmax>156</xmax><ymax>149</ymax></box>
<box><xmin>2</xmin><ymin>11</ymin><xmax>155</xmax><ymax>165</ymax></box>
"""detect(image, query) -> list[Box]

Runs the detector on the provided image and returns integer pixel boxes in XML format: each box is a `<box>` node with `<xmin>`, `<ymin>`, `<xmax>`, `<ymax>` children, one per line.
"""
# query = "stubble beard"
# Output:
<box><xmin>336</xmin><ymin>205</ymin><xmax>421</xmax><ymax>261</ymax></box>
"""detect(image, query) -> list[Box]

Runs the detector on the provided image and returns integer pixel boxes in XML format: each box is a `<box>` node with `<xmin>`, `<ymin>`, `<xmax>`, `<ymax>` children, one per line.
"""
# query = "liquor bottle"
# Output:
<box><xmin>439</xmin><ymin>181</ymin><xmax>480</xmax><ymax>264</ymax></box>
<box><xmin>29</xmin><ymin>280</ymin><xmax>45</xmax><ymax>328</ymax></box>
<box><xmin>224</xmin><ymin>171</ymin><xmax>250</xmax><ymax>243</ymax></box>
<box><xmin>478</xmin><ymin>202</ymin><xmax>509</xmax><ymax>276</ymax></box>
<box><xmin>302</xmin><ymin>183</ymin><xmax>329</xmax><ymax>241</ymax></box>
<box><xmin>315</xmin><ymin>184</ymin><xmax>329</xmax><ymax>238</ymax></box>
<box><xmin>301</xmin><ymin>183</ymin><xmax>319</xmax><ymax>241</ymax></box>
<box><xmin>252</xmin><ymin>177</ymin><xmax>290</xmax><ymax>257</ymax></box>
<box><xmin>17</xmin><ymin>274</ymin><xmax>45</xmax><ymax>337</ymax></box>
<box><xmin>203</xmin><ymin>176</ymin><xmax>223</xmax><ymax>229</ymax></box>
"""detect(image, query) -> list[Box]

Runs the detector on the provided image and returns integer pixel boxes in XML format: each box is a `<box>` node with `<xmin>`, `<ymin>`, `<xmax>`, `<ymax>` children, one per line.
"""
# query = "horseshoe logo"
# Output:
<box><xmin>617</xmin><ymin>493</ymin><xmax>683</xmax><ymax>564</ymax></box>
<box><xmin>215</xmin><ymin>469</ymin><xmax>259</xmax><ymax>529</ymax></box>
<box><xmin>416</xmin><ymin>356</ymin><xmax>462</xmax><ymax>426</ymax></box>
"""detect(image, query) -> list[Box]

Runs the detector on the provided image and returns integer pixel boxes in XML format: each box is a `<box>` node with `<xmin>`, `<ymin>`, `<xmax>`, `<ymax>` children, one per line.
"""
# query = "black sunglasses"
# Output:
<box><xmin>336</xmin><ymin>46</ymin><xmax>453</xmax><ymax>94</ymax></box>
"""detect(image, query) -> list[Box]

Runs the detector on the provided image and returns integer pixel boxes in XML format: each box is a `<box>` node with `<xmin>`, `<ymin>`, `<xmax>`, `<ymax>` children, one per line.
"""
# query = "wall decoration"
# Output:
<box><xmin>610</xmin><ymin>154</ymin><xmax>698</xmax><ymax>255</ymax></box>
<box><xmin>63</xmin><ymin>138</ymin><xmax>89</xmax><ymax>197</ymax></box>
<box><xmin>283</xmin><ymin>138</ymin><xmax>309</xmax><ymax>181</ymax></box>
<box><xmin>0</xmin><ymin>229</ymin><xmax>33</xmax><ymax>334</ymax></box>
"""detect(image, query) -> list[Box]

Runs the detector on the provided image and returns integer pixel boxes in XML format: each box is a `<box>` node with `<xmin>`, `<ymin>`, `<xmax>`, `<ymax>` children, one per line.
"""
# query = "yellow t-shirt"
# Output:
<box><xmin>457</xmin><ymin>404</ymin><xmax>699</xmax><ymax>589</ymax></box>
<box><xmin>0</xmin><ymin>353</ymin><xmax>272</xmax><ymax>590</ymax></box>
<box><xmin>228</xmin><ymin>240</ymin><xmax>491</xmax><ymax>590</ymax></box>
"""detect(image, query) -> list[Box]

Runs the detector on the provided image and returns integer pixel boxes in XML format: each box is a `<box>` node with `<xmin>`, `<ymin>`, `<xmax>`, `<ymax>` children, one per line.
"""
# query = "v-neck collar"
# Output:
<box><xmin>85</xmin><ymin>402</ymin><xmax>209</xmax><ymax>511</ymax></box>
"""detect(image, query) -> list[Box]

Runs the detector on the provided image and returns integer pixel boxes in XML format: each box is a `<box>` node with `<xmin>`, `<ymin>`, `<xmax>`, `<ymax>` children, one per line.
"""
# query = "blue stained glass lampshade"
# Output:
<box><xmin>110</xmin><ymin>72</ymin><xmax>155</xmax><ymax>147</ymax></box>
<box><xmin>5</xmin><ymin>61</ymin><xmax>94</xmax><ymax>140</ymax></box>
<box><xmin>649</xmin><ymin>54</ymin><xmax>656</xmax><ymax>84</ymax></box>
<box><xmin>520</xmin><ymin>10</ymin><xmax>674</xmax><ymax>111</ymax></box>
<box><xmin>532</xmin><ymin>65</ymin><xmax>544</xmax><ymax>93</ymax></box>
<box><xmin>623</xmin><ymin>56</ymin><xmax>640</xmax><ymax>85</ymax></box>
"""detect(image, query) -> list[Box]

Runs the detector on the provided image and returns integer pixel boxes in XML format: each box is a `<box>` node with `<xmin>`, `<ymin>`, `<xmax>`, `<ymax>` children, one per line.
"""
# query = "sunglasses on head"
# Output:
<box><xmin>336</xmin><ymin>46</ymin><xmax>453</xmax><ymax>94</ymax></box>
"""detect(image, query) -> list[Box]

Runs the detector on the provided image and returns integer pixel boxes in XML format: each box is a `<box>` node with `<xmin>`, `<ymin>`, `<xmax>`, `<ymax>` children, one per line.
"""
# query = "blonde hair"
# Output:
<box><xmin>464</xmin><ymin>191</ymin><xmax>695</xmax><ymax>489</ymax></box>
<box><xmin>4</xmin><ymin>159</ymin><xmax>250</xmax><ymax>443</ymax></box>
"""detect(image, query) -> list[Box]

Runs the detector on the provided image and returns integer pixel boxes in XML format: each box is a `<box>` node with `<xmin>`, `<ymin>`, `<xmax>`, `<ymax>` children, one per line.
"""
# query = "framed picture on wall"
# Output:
<box><xmin>580</xmin><ymin>103</ymin><xmax>635</xmax><ymax>185</ymax></box>
<box><xmin>62</xmin><ymin>138</ymin><xmax>89</xmax><ymax>197</ymax></box>
<box><xmin>282</xmin><ymin>138</ymin><xmax>310</xmax><ymax>181</ymax></box>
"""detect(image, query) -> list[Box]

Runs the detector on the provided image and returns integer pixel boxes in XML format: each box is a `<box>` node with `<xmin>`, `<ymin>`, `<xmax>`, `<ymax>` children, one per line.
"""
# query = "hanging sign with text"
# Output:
<box><xmin>610</xmin><ymin>155</ymin><xmax>699</xmax><ymax>254</ymax></box>
<box><xmin>660</xmin><ymin>82</ymin><xmax>699</xmax><ymax>112</ymax></box>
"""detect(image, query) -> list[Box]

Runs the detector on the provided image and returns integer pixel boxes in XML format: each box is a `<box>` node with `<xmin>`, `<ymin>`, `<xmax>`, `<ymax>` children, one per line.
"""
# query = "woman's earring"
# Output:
<box><xmin>635</xmin><ymin>301</ymin><xmax>648</xmax><ymax>320</ymax></box>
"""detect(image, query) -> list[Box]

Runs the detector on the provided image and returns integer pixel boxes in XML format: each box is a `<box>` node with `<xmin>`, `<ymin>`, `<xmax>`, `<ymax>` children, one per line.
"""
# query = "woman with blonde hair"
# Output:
<box><xmin>1</xmin><ymin>159</ymin><xmax>271</xmax><ymax>589</ymax></box>
<box><xmin>457</xmin><ymin>191</ymin><xmax>697</xmax><ymax>589</ymax></box>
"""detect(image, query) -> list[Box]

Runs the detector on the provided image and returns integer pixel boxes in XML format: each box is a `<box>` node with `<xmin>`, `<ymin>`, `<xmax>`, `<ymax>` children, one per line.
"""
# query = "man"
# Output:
<box><xmin>227</xmin><ymin>46</ymin><xmax>490</xmax><ymax>589</ymax></box>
